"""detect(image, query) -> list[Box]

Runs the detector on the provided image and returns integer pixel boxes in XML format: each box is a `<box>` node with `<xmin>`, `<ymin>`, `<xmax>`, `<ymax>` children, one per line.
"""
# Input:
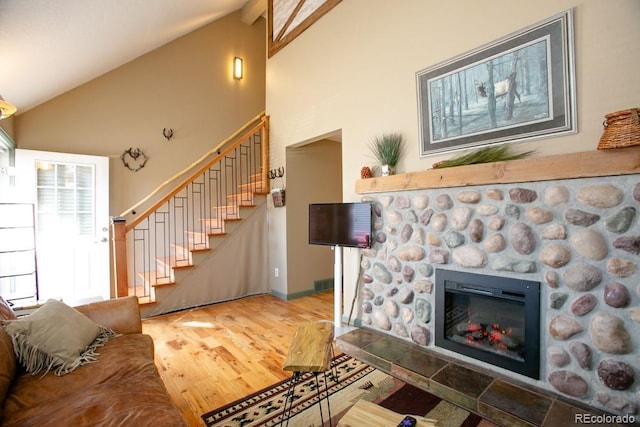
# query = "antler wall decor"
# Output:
<box><xmin>162</xmin><ymin>128</ymin><xmax>174</xmax><ymax>141</ymax></box>
<box><xmin>121</xmin><ymin>147</ymin><xmax>148</xmax><ymax>172</ymax></box>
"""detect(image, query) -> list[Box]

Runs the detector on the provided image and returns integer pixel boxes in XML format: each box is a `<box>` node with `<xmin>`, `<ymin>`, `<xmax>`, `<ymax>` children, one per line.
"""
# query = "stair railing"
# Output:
<box><xmin>111</xmin><ymin>114</ymin><xmax>269</xmax><ymax>302</ymax></box>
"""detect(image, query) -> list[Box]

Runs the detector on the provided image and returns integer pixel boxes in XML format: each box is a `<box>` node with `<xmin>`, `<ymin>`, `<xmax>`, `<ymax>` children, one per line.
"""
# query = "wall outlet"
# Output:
<box><xmin>274</xmin><ymin>267</ymin><xmax>279</xmax><ymax>277</ymax></box>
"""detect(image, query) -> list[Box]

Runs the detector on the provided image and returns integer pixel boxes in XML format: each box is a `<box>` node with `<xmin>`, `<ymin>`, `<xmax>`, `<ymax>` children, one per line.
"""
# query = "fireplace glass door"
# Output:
<box><xmin>445</xmin><ymin>289</ymin><xmax>526</xmax><ymax>362</ymax></box>
<box><xmin>435</xmin><ymin>269</ymin><xmax>540</xmax><ymax>379</ymax></box>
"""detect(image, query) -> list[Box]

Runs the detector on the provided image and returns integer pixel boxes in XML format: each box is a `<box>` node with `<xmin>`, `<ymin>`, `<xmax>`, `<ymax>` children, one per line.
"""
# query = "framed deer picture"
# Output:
<box><xmin>417</xmin><ymin>9</ymin><xmax>576</xmax><ymax>156</ymax></box>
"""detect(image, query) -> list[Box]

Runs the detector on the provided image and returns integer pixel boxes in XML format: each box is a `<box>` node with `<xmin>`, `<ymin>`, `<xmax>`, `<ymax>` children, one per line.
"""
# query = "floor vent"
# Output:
<box><xmin>313</xmin><ymin>278</ymin><xmax>334</xmax><ymax>292</ymax></box>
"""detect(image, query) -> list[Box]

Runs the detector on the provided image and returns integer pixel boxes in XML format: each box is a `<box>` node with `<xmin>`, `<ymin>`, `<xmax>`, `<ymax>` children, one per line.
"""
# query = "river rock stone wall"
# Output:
<box><xmin>358</xmin><ymin>175</ymin><xmax>639</xmax><ymax>416</ymax></box>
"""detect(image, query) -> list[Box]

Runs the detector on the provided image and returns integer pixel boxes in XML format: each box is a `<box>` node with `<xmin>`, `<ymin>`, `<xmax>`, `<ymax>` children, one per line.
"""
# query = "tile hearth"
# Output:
<box><xmin>336</xmin><ymin>327</ymin><xmax>633</xmax><ymax>427</ymax></box>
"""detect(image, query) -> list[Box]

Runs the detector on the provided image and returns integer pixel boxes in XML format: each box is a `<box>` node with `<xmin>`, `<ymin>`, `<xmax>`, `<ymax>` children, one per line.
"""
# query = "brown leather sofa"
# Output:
<box><xmin>0</xmin><ymin>296</ymin><xmax>187</xmax><ymax>426</ymax></box>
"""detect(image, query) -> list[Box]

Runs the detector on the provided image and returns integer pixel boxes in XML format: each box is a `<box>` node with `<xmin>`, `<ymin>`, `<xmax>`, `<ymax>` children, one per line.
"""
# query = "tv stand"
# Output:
<box><xmin>333</xmin><ymin>245</ymin><xmax>342</xmax><ymax>333</ymax></box>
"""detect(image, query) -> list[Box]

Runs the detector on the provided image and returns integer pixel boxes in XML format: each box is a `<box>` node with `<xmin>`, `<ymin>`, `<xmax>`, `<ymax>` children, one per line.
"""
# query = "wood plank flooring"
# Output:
<box><xmin>142</xmin><ymin>291</ymin><xmax>335</xmax><ymax>426</ymax></box>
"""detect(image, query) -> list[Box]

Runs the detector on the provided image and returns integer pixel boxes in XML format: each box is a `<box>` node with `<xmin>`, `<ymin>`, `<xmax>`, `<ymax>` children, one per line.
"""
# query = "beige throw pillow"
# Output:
<box><xmin>1</xmin><ymin>299</ymin><xmax>118</xmax><ymax>376</ymax></box>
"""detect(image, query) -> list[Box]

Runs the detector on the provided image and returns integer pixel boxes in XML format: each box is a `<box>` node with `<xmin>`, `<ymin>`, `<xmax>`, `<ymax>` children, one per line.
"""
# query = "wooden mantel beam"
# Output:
<box><xmin>356</xmin><ymin>147</ymin><xmax>640</xmax><ymax>194</ymax></box>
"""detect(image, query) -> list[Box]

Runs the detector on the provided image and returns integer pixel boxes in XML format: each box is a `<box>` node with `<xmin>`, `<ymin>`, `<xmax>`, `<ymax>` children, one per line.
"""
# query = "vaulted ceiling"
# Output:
<box><xmin>0</xmin><ymin>0</ymin><xmax>345</xmax><ymax>117</ymax></box>
<box><xmin>0</xmin><ymin>0</ymin><xmax>265</xmax><ymax>115</ymax></box>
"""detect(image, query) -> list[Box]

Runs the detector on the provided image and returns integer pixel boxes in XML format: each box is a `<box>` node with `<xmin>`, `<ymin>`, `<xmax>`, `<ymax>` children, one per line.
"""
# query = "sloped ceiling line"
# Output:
<box><xmin>0</xmin><ymin>0</ymin><xmax>263</xmax><ymax>115</ymax></box>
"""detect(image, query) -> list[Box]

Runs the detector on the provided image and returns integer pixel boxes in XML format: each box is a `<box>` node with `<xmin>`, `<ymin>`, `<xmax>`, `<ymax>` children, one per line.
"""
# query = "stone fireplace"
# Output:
<box><xmin>355</xmin><ymin>148</ymin><xmax>639</xmax><ymax>416</ymax></box>
<box><xmin>435</xmin><ymin>269</ymin><xmax>540</xmax><ymax>379</ymax></box>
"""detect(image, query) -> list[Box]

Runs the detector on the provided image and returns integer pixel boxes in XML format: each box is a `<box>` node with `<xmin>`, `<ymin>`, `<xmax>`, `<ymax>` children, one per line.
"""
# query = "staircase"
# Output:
<box><xmin>111</xmin><ymin>114</ymin><xmax>270</xmax><ymax>316</ymax></box>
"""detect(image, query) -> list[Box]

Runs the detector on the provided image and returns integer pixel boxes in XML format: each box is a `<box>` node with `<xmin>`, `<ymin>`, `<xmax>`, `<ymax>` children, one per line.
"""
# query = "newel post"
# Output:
<box><xmin>110</xmin><ymin>217</ymin><xmax>129</xmax><ymax>298</ymax></box>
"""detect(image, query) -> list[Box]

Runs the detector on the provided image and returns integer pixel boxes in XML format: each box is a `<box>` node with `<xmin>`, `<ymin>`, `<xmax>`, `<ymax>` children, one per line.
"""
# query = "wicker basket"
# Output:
<box><xmin>597</xmin><ymin>108</ymin><xmax>640</xmax><ymax>150</ymax></box>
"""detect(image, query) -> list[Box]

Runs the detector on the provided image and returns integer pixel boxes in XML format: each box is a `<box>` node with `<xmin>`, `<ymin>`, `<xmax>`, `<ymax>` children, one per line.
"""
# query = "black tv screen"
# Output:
<box><xmin>308</xmin><ymin>202</ymin><xmax>372</xmax><ymax>248</ymax></box>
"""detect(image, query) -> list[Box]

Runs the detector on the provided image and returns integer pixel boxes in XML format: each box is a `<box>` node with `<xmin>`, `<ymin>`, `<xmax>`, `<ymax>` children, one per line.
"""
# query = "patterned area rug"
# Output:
<box><xmin>202</xmin><ymin>354</ymin><xmax>493</xmax><ymax>427</ymax></box>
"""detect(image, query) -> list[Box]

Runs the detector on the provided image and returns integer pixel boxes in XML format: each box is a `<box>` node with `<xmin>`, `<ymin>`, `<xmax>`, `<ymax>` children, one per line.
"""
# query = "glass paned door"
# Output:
<box><xmin>36</xmin><ymin>163</ymin><xmax>95</xmax><ymax>238</ymax></box>
<box><xmin>13</xmin><ymin>149</ymin><xmax>110</xmax><ymax>302</ymax></box>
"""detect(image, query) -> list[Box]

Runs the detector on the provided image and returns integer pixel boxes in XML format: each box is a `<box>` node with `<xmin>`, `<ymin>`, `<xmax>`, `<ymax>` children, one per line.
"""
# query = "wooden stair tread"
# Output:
<box><xmin>153</xmin><ymin>280</ymin><xmax>177</xmax><ymax>288</ymax></box>
<box><xmin>208</xmin><ymin>232</ymin><xmax>228</xmax><ymax>237</ymax></box>
<box><xmin>155</xmin><ymin>257</ymin><xmax>192</xmax><ymax>269</ymax></box>
<box><xmin>127</xmin><ymin>193</ymin><xmax>265</xmax><ymax>309</ymax></box>
<box><xmin>136</xmin><ymin>297</ymin><xmax>156</xmax><ymax>306</ymax></box>
<box><xmin>136</xmin><ymin>270</ymin><xmax>175</xmax><ymax>284</ymax></box>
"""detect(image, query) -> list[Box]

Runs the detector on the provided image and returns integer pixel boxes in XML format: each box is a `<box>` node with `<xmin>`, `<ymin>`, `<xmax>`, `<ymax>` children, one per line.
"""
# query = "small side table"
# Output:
<box><xmin>280</xmin><ymin>321</ymin><xmax>335</xmax><ymax>427</ymax></box>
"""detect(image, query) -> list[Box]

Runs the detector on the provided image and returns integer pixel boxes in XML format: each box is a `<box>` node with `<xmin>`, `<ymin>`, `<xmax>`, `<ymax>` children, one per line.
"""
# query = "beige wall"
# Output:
<box><xmin>266</xmin><ymin>1</ymin><xmax>640</xmax><ymax>308</ymax></box>
<box><xmin>282</xmin><ymin>139</ymin><xmax>342</xmax><ymax>297</ymax></box>
<box><xmin>0</xmin><ymin>117</ymin><xmax>15</xmax><ymax>140</ymax></box>
<box><xmin>13</xmin><ymin>11</ymin><xmax>266</xmax><ymax>216</ymax></box>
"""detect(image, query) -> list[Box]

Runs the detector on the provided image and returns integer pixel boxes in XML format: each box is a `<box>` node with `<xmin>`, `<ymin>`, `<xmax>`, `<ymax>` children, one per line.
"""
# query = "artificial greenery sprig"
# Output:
<box><xmin>369</xmin><ymin>133</ymin><xmax>404</xmax><ymax>167</ymax></box>
<box><xmin>432</xmin><ymin>145</ymin><xmax>536</xmax><ymax>169</ymax></box>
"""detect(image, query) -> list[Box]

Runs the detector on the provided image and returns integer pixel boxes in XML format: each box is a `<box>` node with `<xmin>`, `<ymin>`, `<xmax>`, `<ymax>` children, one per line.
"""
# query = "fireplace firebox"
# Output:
<box><xmin>435</xmin><ymin>269</ymin><xmax>541</xmax><ymax>379</ymax></box>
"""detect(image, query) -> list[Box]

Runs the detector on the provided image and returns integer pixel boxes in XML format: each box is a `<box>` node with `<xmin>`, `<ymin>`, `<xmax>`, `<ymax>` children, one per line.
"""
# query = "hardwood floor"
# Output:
<box><xmin>142</xmin><ymin>291</ymin><xmax>335</xmax><ymax>426</ymax></box>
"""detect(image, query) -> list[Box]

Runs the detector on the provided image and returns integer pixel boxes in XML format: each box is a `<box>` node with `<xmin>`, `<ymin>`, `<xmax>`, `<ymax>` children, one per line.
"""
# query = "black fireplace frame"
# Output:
<box><xmin>435</xmin><ymin>269</ymin><xmax>541</xmax><ymax>379</ymax></box>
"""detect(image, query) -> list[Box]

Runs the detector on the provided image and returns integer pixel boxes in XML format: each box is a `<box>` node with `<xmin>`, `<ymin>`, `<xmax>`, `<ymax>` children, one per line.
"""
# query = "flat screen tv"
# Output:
<box><xmin>308</xmin><ymin>202</ymin><xmax>372</xmax><ymax>248</ymax></box>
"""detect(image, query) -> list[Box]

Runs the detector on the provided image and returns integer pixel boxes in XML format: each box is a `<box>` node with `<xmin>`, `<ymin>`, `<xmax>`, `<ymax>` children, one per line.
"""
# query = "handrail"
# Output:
<box><xmin>119</xmin><ymin>112</ymin><xmax>266</xmax><ymax>219</ymax></box>
<box><xmin>123</xmin><ymin>114</ymin><xmax>268</xmax><ymax>231</ymax></box>
<box><xmin>112</xmin><ymin>113</ymin><xmax>270</xmax><ymax>302</ymax></box>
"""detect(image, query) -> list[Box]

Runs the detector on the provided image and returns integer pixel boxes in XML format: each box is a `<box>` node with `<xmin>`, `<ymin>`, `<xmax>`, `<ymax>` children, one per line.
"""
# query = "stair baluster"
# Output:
<box><xmin>111</xmin><ymin>115</ymin><xmax>269</xmax><ymax>305</ymax></box>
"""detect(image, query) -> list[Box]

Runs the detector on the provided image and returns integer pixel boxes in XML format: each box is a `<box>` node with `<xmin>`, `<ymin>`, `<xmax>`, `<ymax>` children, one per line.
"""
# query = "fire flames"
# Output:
<box><xmin>462</xmin><ymin>322</ymin><xmax>516</xmax><ymax>352</ymax></box>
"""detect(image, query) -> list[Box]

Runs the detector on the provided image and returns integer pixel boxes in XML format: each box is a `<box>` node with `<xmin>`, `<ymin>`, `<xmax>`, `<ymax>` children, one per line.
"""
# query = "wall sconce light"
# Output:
<box><xmin>233</xmin><ymin>56</ymin><xmax>243</xmax><ymax>80</ymax></box>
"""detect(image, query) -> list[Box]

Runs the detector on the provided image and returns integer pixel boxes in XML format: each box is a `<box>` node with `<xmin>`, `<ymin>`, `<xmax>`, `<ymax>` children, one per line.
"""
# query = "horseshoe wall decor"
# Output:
<box><xmin>121</xmin><ymin>147</ymin><xmax>148</xmax><ymax>172</ymax></box>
